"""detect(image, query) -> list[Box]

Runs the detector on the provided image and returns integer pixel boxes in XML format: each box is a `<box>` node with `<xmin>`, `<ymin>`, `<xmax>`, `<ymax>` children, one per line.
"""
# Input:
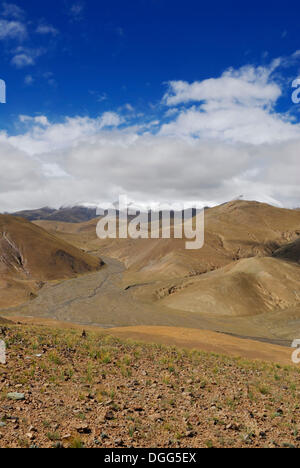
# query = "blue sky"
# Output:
<box><xmin>1</xmin><ymin>0</ymin><xmax>300</xmax><ymax>126</ymax></box>
<box><xmin>0</xmin><ymin>0</ymin><xmax>300</xmax><ymax>211</ymax></box>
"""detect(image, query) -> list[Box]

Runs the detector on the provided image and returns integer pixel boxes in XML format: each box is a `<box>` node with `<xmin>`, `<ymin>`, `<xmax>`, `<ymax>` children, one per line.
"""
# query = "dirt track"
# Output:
<box><xmin>0</xmin><ymin>256</ymin><xmax>209</xmax><ymax>328</ymax></box>
<box><xmin>1</xmin><ymin>254</ymin><xmax>300</xmax><ymax>350</ymax></box>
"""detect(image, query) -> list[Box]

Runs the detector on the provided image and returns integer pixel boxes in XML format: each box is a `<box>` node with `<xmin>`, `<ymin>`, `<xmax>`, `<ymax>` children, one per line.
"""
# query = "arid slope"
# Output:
<box><xmin>36</xmin><ymin>200</ymin><xmax>300</xmax><ymax>284</ymax></box>
<box><xmin>159</xmin><ymin>257</ymin><xmax>300</xmax><ymax>317</ymax></box>
<box><xmin>0</xmin><ymin>215</ymin><xmax>103</xmax><ymax>308</ymax></box>
<box><xmin>1</xmin><ymin>323</ymin><xmax>300</xmax><ymax>448</ymax></box>
<box><xmin>4</xmin><ymin>200</ymin><xmax>298</xmax><ymax>343</ymax></box>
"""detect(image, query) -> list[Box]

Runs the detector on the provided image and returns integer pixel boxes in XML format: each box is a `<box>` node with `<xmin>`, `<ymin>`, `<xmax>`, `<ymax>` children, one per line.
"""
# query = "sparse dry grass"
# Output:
<box><xmin>0</xmin><ymin>323</ymin><xmax>300</xmax><ymax>448</ymax></box>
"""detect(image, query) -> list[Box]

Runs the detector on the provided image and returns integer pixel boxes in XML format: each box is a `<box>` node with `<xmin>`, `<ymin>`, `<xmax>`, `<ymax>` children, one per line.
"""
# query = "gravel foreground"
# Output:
<box><xmin>0</xmin><ymin>324</ymin><xmax>300</xmax><ymax>448</ymax></box>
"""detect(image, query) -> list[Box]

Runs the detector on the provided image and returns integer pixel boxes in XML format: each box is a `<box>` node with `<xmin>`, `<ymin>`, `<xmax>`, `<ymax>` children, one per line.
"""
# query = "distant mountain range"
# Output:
<box><xmin>5</xmin><ymin>203</ymin><xmax>300</xmax><ymax>224</ymax></box>
<box><xmin>9</xmin><ymin>206</ymin><xmax>98</xmax><ymax>223</ymax></box>
<box><xmin>7</xmin><ymin>206</ymin><xmax>203</xmax><ymax>223</ymax></box>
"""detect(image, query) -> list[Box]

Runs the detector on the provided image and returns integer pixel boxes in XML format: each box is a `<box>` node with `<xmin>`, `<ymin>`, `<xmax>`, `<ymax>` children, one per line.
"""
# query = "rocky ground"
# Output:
<box><xmin>0</xmin><ymin>323</ymin><xmax>300</xmax><ymax>448</ymax></box>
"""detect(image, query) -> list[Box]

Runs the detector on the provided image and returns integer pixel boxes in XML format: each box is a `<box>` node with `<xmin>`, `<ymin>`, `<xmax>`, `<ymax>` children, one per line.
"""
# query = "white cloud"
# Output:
<box><xmin>1</xmin><ymin>59</ymin><xmax>300</xmax><ymax>211</ymax></box>
<box><xmin>0</xmin><ymin>18</ymin><xmax>26</xmax><ymax>40</ymax></box>
<box><xmin>99</xmin><ymin>112</ymin><xmax>123</xmax><ymax>128</ymax></box>
<box><xmin>2</xmin><ymin>2</ymin><xmax>25</xmax><ymax>20</ymax></box>
<box><xmin>11</xmin><ymin>52</ymin><xmax>33</xmax><ymax>67</ymax></box>
<box><xmin>163</xmin><ymin>61</ymin><xmax>281</xmax><ymax>107</ymax></box>
<box><xmin>2</xmin><ymin>128</ymin><xmax>300</xmax><ymax>212</ymax></box>
<box><xmin>71</xmin><ymin>3</ymin><xmax>83</xmax><ymax>15</ymax></box>
<box><xmin>0</xmin><ymin>141</ymin><xmax>42</xmax><ymax>194</ymax></box>
<box><xmin>36</xmin><ymin>24</ymin><xmax>58</xmax><ymax>36</ymax></box>
<box><xmin>164</xmin><ymin>108</ymin><xmax>179</xmax><ymax>117</ymax></box>
<box><xmin>0</xmin><ymin>4</ymin><xmax>58</xmax><ymax>69</ymax></box>
<box><xmin>4</xmin><ymin>112</ymin><xmax>124</xmax><ymax>155</ymax></box>
<box><xmin>69</xmin><ymin>2</ymin><xmax>85</xmax><ymax>21</ymax></box>
<box><xmin>160</xmin><ymin>62</ymin><xmax>300</xmax><ymax>145</ymax></box>
<box><xmin>159</xmin><ymin>104</ymin><xmax>300</xmax><ymax>145</ymax></box>
<box><xmin>24</xmin><ymin>74</ymin><xmax>34</xmax><ymax>85</ymax></box>
<box><xmin>19</xmin><ymin>115</ymin><xmax>50</xmax><ymax>126</ymax></box>
<box><xmin>89</xmin><ymin>90</ymin><xmax>108</xmax><ymax>103</ymax></box>
<box><xmin>123</xmin><ymin>103</ymin><xmax>134</xmax><ymax>112</ymax></box>
<box><xmin>11</xmin><ymin>46</ymin><xmax>44</xmax><ymax>68</ymax></box>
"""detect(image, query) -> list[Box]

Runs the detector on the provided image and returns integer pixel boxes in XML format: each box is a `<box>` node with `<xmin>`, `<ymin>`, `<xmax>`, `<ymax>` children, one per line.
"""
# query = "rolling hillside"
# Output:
<box><xmin>2</xmin><ymin>200</ymin><xmax>300</xmax><ymax>343</ymax></box>
<box><xmin>160</xmin><ymin>257</ymin><xmax>300</xmax><ymax>317</ymax></box>
<box><xmin>35</xmin><ymin>200</ymin><xmax>300</xmax><ymax>283</ymax></box>
<box><xmin>0</xmin><ymin>215</ymin><xmax>104</xmax><ymax>308</ymax></box>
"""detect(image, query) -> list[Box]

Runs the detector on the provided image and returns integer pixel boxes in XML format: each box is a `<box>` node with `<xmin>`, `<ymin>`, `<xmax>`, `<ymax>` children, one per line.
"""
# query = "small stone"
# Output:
<box><xmin>104</xmin><ymin>399</ymin><xmax>113</xmax><ymax>406</ymax></box>
<box><xmin>150</xmin><ymin>413</ymin><xmax>164</xmax><ymax>422</ymax></box>
<box><xmin>76</xmin><ymin>424</ymin><xmax>91</xmax><ymax>434</ymax></box>
<box><xmin>115</xmin><ymin>438</ymin><xmax>124</xmax><ymax>447</ymax></box>
<box><xmin>185</xmin><ymin>431</ymin><xmax>196</xmax><ymax>438</ymax></box>
<box><xmin>7</xmin><ymin>392</ymin><xmax>25</xmax><ymax>401</ymax></box>
<box><xmin>104</xmin><ymin>410</ymin><xmax>114</xmax><ymax>420</ymax></box>
<box><xmin>243</xmin><ymin>434</ymin><xmax>252</xmax><ymax>443</ymax></box>
<box><xmin>226</xmin><ymin>423</ymin><xmax>240</xmax><ymax>431</ymax></box>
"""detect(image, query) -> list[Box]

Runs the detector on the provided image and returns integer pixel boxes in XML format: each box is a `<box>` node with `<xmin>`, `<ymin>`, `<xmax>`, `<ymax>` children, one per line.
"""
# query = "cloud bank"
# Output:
<box><xmin>1</xmin><ymin>59</ymin><xmax>300</xmax><ymax>211</ymax></box>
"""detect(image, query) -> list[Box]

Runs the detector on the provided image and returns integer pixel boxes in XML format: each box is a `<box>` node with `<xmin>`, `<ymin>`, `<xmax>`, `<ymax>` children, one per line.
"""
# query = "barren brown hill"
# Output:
<box><xmin>159</xmin><ymin>256</ymin><xmax>300</xmax><ymax>317</ymax></box>
<box><xmin>0</xmin><ymin>215</ymin><xmax>103</xmax><ymax>308</ymax></box>
<box><xmin>0</xmin><ymin>202</ymin><xmax>298</xmax><ymax>343</ymax></box>
<box><xmin>36</xmin><ymin>200</ymin><xmax>300</xmax><ymax>284</ymax></box>
<box><xmin>25</xmin><ymin>201</ymin><xmax>300</xmax><ymax>342</ymax></box>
